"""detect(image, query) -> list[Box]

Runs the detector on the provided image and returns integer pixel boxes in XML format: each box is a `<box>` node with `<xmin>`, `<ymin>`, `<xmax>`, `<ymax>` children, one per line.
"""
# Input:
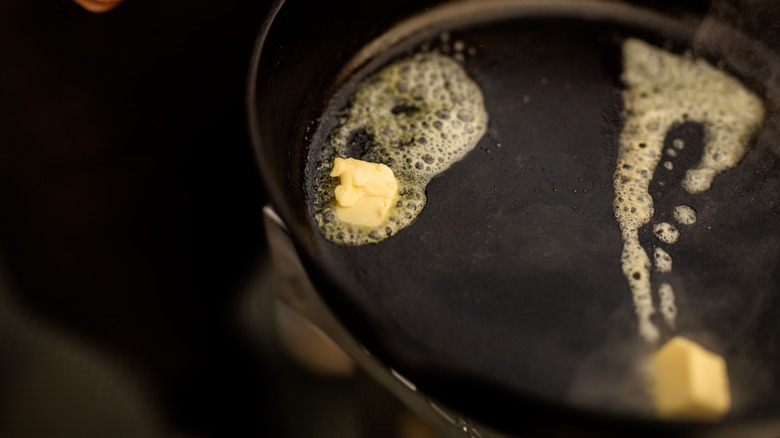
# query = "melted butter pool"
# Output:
<box><xmin>312</xmin><ymin>52</ymin><xmax>488</xmax><ymax>245</ymax></box>
<box><xmin>614</xmin><ymin>38</ymin><xmax>765</xmax><ymax>342</ymax></box>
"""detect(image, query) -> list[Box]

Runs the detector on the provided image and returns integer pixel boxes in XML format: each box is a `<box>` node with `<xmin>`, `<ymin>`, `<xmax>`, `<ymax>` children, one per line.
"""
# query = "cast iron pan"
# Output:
<box><xmin>249</xmin><ymin>0</ymin><xmax>780</xmax><ymax>435</ymax></box>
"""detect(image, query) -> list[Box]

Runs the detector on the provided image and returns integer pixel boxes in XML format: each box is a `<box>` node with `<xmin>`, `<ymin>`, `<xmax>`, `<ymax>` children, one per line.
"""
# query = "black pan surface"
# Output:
<box><xmin>249</xmin><ymin>0</ymin><xmax>780</xmax><ymax>435</ymax></box>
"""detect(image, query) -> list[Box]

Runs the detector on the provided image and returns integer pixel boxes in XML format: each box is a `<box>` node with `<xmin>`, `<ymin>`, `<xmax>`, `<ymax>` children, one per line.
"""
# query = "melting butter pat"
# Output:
<box><xmin>653</xmin><ymin>336</ymin><xmax>730</xmax><ymax>420</ymax></box>
<box><xmin>330</xmin><ymin>157</ymin><xmax>398</xmax><ymax>227</ymax></box>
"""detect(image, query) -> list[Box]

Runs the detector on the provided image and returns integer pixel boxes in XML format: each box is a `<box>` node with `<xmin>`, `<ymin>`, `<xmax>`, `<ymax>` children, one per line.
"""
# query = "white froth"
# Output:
<box><xmin>614</xmin><ymin>38</ymin><xmax>764</xmax><ymax>342</ymax></box>
<box><xmin>621</xmin><ymin>39</ymin><xmax>763</xmax><ymax>195</ymax></box>
<box><xmin>314</xmin><ymin>51</ymin><xmax>488</xmax><ymax>245</ymax></box>
<box><xmin>653</xmin><ymin>222</ymin><xmax>680</xmax><ymax>244</ymax></box>
<box><xmin>658</xmin><ymin>282</ymin><xmax>677</xmax><ymax>329</ymax></box>
<box><xmin>654</xmin><ymin>248</ymin><xmax>672</xmax><ymax>273</ymax></box>
<box><xmin>673</xmin><ymin>204</ymin><xmax>697</xmax><ymax>225</ymax></box>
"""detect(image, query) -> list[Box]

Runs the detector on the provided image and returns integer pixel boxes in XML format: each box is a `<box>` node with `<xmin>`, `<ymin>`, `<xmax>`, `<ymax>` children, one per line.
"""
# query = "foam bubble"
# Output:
<box><xmin>673</xmin><ymin>204</ymin><xmax>697</xmax><ymax>225</ymax></box>
<box><xmin>654</xmin><ymin>248</ymin><xmax>672</xmax><ymax>273</ymax></box>
<box><xmin>653</xmin><ymin>222</ymin><xmax>680</xmax><ymax>244</ymax></box>
<box><xmin>658</xmin><ymin>283</ymin><xmax>677</xmax><ymax>329</ymax></box>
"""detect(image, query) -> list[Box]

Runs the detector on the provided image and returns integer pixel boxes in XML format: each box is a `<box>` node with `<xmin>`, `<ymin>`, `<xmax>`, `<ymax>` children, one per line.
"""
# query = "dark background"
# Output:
<box><xmin>0</xmin><ymin>0</ymin><xmax>298</xmax><ymax>436</ymax></box>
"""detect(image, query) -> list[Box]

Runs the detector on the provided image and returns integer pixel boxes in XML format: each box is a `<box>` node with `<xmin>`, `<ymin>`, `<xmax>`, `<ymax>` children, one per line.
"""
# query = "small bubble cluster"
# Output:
<box><xmin>613</xmin><ymin>38</ymin><xmax>764</xmax><ymax>342</ymax></box>
<box><xmin>673</xmin><ymin>204</ymin><xmax>697</xmax><ymax>225</ymax></box>
<box><xmin>313</xmin><ymin>51</ymin><xmax>488</xmax><ymax>245</ymax></box>
<box><xmin>654</xmin><ymin>247</ymin><xmax>672</xmax><ymax>273</ymax></box>
<box><xmin>653</xmin><ymin>222</ymin><xmax>680</xmax><ymax>244</ymax></box>
<box><xmin>658</xmin><ymin>283</ymin><xmax>677</xmax><ymax>329</ymax></box>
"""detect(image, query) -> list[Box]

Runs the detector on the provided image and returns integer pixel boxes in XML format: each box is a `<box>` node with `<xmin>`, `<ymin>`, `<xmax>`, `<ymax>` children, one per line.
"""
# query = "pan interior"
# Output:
<box><xmin>301</xmin><ymin>3</ymin><xmax>780</xmax><ymax>422</ymax></box>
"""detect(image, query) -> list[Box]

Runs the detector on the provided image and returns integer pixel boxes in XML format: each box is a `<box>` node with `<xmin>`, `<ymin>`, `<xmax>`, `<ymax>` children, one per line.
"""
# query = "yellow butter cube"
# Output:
<box><xmin>653</xmin><ymin>336</ymin><xmax>730</xmax><ymax>420</ymax></box>
<box><xmin>330</xmin><ymin>157</ymin><xmax>398</xmax><ymax>227</ymax></box>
